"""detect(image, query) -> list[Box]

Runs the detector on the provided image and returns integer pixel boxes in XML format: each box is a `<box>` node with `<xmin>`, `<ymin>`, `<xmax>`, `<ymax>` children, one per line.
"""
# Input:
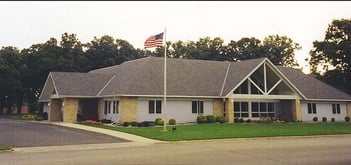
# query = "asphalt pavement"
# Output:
<box><xmin>0</xmin><ymin>119</ymin><xmax>130</xmax><ymax>147</ymax></box>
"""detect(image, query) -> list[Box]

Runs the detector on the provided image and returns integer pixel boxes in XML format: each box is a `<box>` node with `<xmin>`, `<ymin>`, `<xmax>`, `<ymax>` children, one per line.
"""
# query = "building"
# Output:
<box><xmin>39</xmin><ymin>57</ymin><xmax>351</xmax><ymax>123</ymax></box>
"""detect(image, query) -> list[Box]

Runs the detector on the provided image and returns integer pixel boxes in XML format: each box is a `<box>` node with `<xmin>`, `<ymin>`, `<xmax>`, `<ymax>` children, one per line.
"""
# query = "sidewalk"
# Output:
<box><xmin>51</xmin><ymin>122</ymin><xmax>161</xmax><ymax>144</ymax></box>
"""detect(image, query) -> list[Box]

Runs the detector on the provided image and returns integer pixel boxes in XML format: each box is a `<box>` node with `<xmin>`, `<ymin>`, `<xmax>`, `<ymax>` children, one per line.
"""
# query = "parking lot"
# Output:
<box><xmin>0</xmin><ymin>119</ymin><xmax>129</xmax><ymax>147</ymax></box>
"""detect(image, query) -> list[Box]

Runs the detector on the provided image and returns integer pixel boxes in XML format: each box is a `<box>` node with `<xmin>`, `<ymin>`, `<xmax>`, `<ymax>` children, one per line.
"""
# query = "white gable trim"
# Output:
<box><xmin>225</xmin><ymin>58</ymin><xmax>267</xmax><ymax>97</ymax></box>
<box><xmin>225</xmin><ymin>58</ymin><xmax>305</xmax><ymax>99</ymax></box>
<box><xmin>39</xmin><ymin>72</ymin><xmax>59</xmax><ymax>100</ymax></box>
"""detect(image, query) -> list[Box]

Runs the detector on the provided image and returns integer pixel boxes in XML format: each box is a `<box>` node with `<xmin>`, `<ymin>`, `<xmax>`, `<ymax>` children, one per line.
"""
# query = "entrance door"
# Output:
<box><xmin>82</xmin><ymin>99</ymin><xmax>98</xmax><ymax>121</ymax></box>
<box><xmin>103</xmin><ymin>100</ymin><xmax>119</xmax><ymax>122</ymax></box>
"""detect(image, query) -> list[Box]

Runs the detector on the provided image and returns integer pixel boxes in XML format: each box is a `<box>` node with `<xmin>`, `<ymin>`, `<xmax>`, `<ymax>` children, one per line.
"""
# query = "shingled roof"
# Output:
<box><xmin>39</xmin><ymin>57</ymin><xmax>351</xmax><ymax>101</ymax></box>
<box><xmin>277</xmin><ymin>66</ymin><xmax>351</xmax><ymax>101</ymax></box>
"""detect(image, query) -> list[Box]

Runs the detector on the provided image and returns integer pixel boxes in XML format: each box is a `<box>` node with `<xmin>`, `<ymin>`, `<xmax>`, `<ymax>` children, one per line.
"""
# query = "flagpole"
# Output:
<box><xmin>163</xmin><ymin>27</ymin><xmax>167</xmax><ymax>132</ymax></box>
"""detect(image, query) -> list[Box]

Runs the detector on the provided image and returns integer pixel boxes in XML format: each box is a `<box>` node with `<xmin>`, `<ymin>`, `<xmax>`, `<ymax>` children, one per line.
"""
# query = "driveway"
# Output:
<box><xmin>0</xmin><ymin>119</ymin><xmax>130</xmax><ymax>147</ymax></box>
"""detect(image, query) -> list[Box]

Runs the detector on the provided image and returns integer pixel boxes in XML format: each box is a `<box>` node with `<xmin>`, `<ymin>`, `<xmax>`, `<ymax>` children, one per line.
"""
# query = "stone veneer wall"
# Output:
<box><xmin>97</xmin><ymin>98</ymin><xmax>104</xmax><ymax>121</ymax></box>
<box><xmin>347</xmin><ymin>103</ymin><xmax>351</xmax><ymax>118</ymax></box>
<box><xmin>295</xmin><ymin>99</ymin><xmax>302</xmax><ymax>121</ymax></box>
<box><xmin>63</xmin><ymin>98</ymin><xmax>78</xmax><ymax>123</ymax></box>
<box><xmin>225</xmin><ymin>98</ymin><xmax>234</xmax><ymax>123</ymax></box>
<box><xmin>119</xmin><ymin>96</ymin><xmax>137</xmax><ymax>123</ymax></box>
<box><xmin>213</xmin><ymin>98</ymin><xmax>224</xmax><ymax>117</ymax></box>
<box><xmin>49</xmin><ymin>99</ymin><xmax>62</xmax><ymax>121</ymax></box>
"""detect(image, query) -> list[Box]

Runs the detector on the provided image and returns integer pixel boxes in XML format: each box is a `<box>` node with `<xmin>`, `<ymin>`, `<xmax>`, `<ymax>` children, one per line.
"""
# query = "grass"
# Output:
<box><xmin>0</xmin><ymin>114</ymin><xmax>38</xmax><ymax>121</ymax></box>
<box><xmin>0</xmin><ymin>144</ymin><xmax>13</xmax><ymax>151</ymax></box>
<box><xmin>80</xmin><ymin>122</ymin><xmax>351</xmax><ymax>141</ymax></box>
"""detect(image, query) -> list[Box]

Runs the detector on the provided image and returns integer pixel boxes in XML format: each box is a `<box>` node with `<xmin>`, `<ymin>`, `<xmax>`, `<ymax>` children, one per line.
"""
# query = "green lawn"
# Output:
<box><xmin>0</xmin><ymin>144</ymin><xmax>13</xmax><ymax>151</ymax></box>
<box><xmin>80</xmin><ymin>122</ymin><xmax>351</xmax><ymax>141</ymax></box>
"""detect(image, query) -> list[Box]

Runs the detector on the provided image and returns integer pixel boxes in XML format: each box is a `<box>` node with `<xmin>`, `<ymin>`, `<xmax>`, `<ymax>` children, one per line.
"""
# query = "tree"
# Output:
<box><xmin>309</xmin><ymin>18</ymin><xmax>351</xmax><ymax>94</ymax></box>
<box><xmin>0</xmin><ymin>46</ymin><xmax>26</xmax><ymax>114</ymax></box>
<box><xmin>227</xmin><ymin>37</ymin><xmax>263</xmax><ymax>61</ymax></box>
<box><xmin>262</xmin><ymin>35</ymin><xmax>301</xmax><ymax>67</ymax></box>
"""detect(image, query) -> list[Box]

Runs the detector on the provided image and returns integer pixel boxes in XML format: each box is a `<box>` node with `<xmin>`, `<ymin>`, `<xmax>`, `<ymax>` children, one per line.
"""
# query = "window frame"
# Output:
<box><xmin>192</xmin><ymin>100</ymin><xmax>204</xmax><ymax>114</ymax></box>
<box><xmin>149</xmin><ymin>100</ymin><xmax>162</xmax><ymax>114</ymax></box>
<box><xmin>104</xmin><ymin>100</ymin><xmax>119</xmax><ymax>115</ymax></box>
<box><xmin>307</xmin><ymin>103</ymin><xmax>317</xmax><ymax>114</ymax></box>
<box><xmin>332</xmin><ymin>104</ymin><xmax>341</xmax><ymax>114</ymax></box>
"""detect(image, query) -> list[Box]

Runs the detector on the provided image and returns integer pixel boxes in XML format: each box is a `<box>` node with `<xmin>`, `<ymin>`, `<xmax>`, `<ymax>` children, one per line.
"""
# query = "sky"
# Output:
<box><xmin>1</xmin><ymin>1</ymin><xmax>351</xmax><ymax>73</ymax></box>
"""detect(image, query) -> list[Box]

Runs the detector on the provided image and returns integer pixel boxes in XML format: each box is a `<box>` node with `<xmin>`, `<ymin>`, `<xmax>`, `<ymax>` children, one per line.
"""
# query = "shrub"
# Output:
<box><xmin>246</xmin><ymin>119</ymin><xmax>251</xmax><ymax>123</ymax></box>
<box><xmin>136</xmin><ymin>122</ymin><xmax>143</xmax><ymax>127</ymax></box>
<box><xmin>22</xmin><ymin>115</ymin><xmax>37</xmax><ymax>120</ymax></box>
<box><xmin>142</xmin><ymin>121</ymin><xmax>155</xmax><ymax>127</ymax></box>
<box><xmin>215</xmin><ymin>116</ymin><xmax>226</xmax><ymax>123</ymax></box>
<box><xmin>155</xmin><ymin>118</ymin><xmax>164</xmax><ymax>125</ymax></box>
<box><xmin>101</xmin><ymin>119</ymin><xmax>112</xmax><ymax>124</ymax></box>
<box><xmin>168</xmin><ymin>119</ymin><xmax>176</xmax><ymax>125</ymax></box>
<box><xmin>123</xmin><ymin>122</ymin><xmax>129</xmax><ymax>127</ymax></box>
<box><xmin>313</xmin><ymin>117</ymin><xmax>318</xmax><ymax>122</ymax></box>
<box><xmin>206</xmin><ymin>115</ymin><xmax>216</xmax><ymax>123</ymax></box>
<box><xmin>331</xmin><ymin>118</ymin><xmax>335</xmax><ymax>122</ymax></box>
<box><xmin>345</xmin><ymin>116</ymin><xmax>350</xmax><ymax>122</ymax></box>
<box><xmin>197</xmin><ymin>116</ymin><xmax>207</xmax><ymax>124</ymax></box>
<box><xmin>239</xmin><ymin>118</ymin><xmax>244</xmax><ymax>123</ymax></box>
<box><xmin>322</xmin><ymin>117</ymin><xmax>327</xmax><ymax>122</ymax></box>
<box><xmin>130</xmin><ymin>121</ymin><xmax>138</xmax><ymax>127</ymax></box>
<box><xmin>234</xmin><ymin>118</ymin><xmax>240</xmax><ymax>123</ymax></box>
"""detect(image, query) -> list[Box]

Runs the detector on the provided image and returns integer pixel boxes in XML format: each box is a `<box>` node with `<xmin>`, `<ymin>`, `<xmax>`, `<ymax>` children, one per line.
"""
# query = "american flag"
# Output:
<box><xmin>144</xmin><ymin>32</ymin><xmax>164</xmax><ymax>48</ymax></box>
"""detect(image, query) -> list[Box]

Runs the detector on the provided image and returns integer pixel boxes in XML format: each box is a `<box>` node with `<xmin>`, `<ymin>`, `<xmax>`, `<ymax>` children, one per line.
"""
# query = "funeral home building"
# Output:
<box><xmin>39</xmin><ymin>57</ymin><xmax>351</xmax><ymax>123</ymax></box>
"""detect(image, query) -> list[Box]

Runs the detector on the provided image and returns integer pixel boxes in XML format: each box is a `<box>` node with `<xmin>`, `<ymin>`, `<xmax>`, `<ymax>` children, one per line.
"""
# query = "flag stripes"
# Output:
<box><xmin>144</xmin><ymin>32</ymin><xmax>164</xmax><ymax>48</ymax></box>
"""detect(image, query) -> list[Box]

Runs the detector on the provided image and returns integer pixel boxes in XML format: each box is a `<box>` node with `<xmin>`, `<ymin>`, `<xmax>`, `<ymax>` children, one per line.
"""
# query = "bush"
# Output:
<box><xmin>215</xmin><ymin>116</ymin><xmax>226</xmax><ymax>123</ymax></box>
<box><xmin>22</xmin><ymin>115</ymin><xmax>37</xmax><ymax>120</ymax></box>
<box><xmin>246</xmin><ymin>119</ymin><xmax>251</xmax><ymax>123</ymax></box>
<box><xmin>239</xmin><ymin>118</ymin><xmax>244</xmax><ymax>123</ymax></box>
<box><xmin>331</xmin><ymin>118</ymin><xmax>335</xmax><ymax>122</ymax></box>
<box><xmin>168</xmin><ymin>119</ymin><xmax>176</xmax><ymax>125</ymax></box>
<box><xmin>130</xmin><ymin>121</ymin><xmax>138</xmax><ymax>127</ymax></box>
<box><xmin>313</xmin><ymin>117</ymin><xmax>318</xmax><ymax>122</ymax></box>
<box><xmin>101</xmin><ymin>119</ymin><xmax>112</xmax><ymax>124</ymax></box>
<box><xmin>136</xmin><ymin>122</ymin><xmax>143</xmax><ymax>127</ymax></box>
<box><xmin>123</xmin><ymin>122</ymin><xmax>129</xmax><ymax>127</ymax></box>
<box><xmin>197</xmin><ymin>116</ymin><xmax>207</xmax><ymax>124</ymax></box>
<box><xmin>322</xmin><ymin>117</ymin><xmax>327</xmax><ymax>122</ymax></box>
<box><xmin>142</xmin><ymin>121</ymin><xmax>155</xmax><ymax>127</ymax></box>
<box><xmin>234</xmin><ymin>118</ymin><xmax>240</xmax><ymax>123</ymax></box>
<box><xmin>345</xmin><ymin>116</ymin><xmax>350</xmax><ymax>122</ymax></box>
<box><xmin>155</xmin><ymin>118</ymin><xmax>164</xmax><ymax>125</ymax></box>
<box><xmin>206</xmin><ymin>115</ymin><xmax>216</xmax><ymax>123</ymax></box>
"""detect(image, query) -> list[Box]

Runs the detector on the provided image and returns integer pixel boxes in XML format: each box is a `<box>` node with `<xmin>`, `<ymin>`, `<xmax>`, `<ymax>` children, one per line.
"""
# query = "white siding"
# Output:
<box><xmin>301</xmin><ymin>102</ymin><xmax>347</xmax><ymax>121</ymax></box>
<box><xmin>137</xmin><ymin>98</ymin><xmax>213</xmax><ymax>123</ymax></box>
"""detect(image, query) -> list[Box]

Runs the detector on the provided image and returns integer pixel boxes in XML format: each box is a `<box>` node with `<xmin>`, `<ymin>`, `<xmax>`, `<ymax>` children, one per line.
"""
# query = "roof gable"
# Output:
<box><xmin>223</xmin><ymin>58</ymin><xmax>303</xmax><ymax>98</ymax></box>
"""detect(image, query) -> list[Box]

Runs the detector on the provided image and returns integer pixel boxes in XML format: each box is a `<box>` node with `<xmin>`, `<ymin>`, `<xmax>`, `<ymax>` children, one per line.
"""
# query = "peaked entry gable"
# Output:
<box><xmin>224</xmin><ymin>58</ymin><xmax>304</xmax><ymax>99</ymax></box>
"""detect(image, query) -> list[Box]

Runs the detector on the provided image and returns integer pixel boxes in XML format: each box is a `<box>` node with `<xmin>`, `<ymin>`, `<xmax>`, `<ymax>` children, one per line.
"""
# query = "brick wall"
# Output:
<box><xmin>62</xmin><ymin>98</ymin><xmax>78</xmax><ymax>123</ymax></box>
<box><xmin>119</xmin><ymin>96</ymin><xmax>137</xmax><ymax>123</ymax></box>
<box><xmin>347</xmin><ymin>103</ymin><xmax>351</xmax><ymax>117</ymax></box>
<box><xmin>225</xmin><ymin>98</ymin><xmax>234</xmax><ymax>123</ymax></box>
<box><xmin>213</xmin><ymin>98</ymin><xmax>224</xmax><ymax>117</ymax></box>
<box><xmin>49</xmin><ymin>99</ymin><xmax>62</xmax><ymax>121</ymax></box>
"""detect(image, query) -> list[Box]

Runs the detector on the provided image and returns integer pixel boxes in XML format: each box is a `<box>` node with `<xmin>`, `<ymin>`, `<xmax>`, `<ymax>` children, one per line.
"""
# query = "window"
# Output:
<box><xmin>332</xmin><ymin>104</ymin><xmax>340</xmax><ymax>114</ymax></box>
<box><xmin>308</xmin><ymin>103</ymin><xmax>316</xmax><ymax>114</ymax></box>
<box><xmin>192</xmin><ymin>101</ymin><xmax>204</xmax><ymax>114</ymax></box>
<box><xmin>234</xmin><ymin>102</ymin><xmax>249</xmax><ymax>118</ymax></box>
<box><xmin>104</xmin><ymin>100</ymin><xmax>119</xmax><ymax>115</ymax></box>
<box><xmin>149</xmin><ymin>100</ymin><xmax>162</xmax><ymax>114</ymax></box>
<box><xmin>251</xmin><ymin>102</ymin><xmax>275</xmax><ymax>118</ymax></box>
